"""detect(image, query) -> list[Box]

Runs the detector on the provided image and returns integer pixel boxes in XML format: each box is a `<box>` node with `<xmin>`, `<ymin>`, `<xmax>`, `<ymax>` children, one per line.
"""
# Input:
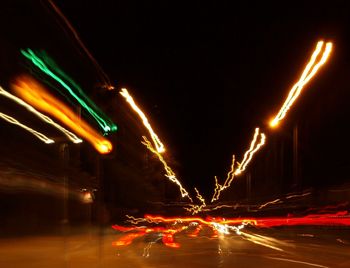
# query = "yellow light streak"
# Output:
<box><xmin>142</xmin><ymin>136</ymin><xmax>192</xmax><ymax>201</ymax></box>
<box><xmin>270</xmin><ymin>41</ymin><xmax>333</xmax><ymax>127</ymax></box>
<box><xmin>258</xmin><ymin>198</ymin><xmax>282</xmax><ymax>210</ymax></box>
<box><xmin>0</xmin><ymin>111</ymin><xmax>54</xmax><ymax>144</ymax></box>
<box><xmin>235</xmin><ymin>128</ymin><xmax>266</xmax><ymax>175</ymax></box>
<box><xmin>120</xmin><ymin>88</ymin><xmax>165</xmax><ymax>153</ymax></box>
<box><xmin>239</xmin><ymin>231</ymin><xmax>284</xmax><ymax>251</ymax></box>
<box><xmin>0</xmin><ymin>86</ymin><xmax>82</xmax><ymax>144</ymax></box>
<box><xmin>185</xmin><ymin>187</ymin><xmax>207</xmax><ymax>214</ymax></box>
<box><xmin>12</xmin><ymin>75</ymin><xmax>112</xmax><ymax>154</ymax></box>
<box><xmin>211</xmin><ymin>128</ymin><xmax>265</xmax><ymax>203</ymax></box>
<box><xmin>211</xmin><ymin>155</ymin><xmax>235</xmax><ymax>202</ymax></box>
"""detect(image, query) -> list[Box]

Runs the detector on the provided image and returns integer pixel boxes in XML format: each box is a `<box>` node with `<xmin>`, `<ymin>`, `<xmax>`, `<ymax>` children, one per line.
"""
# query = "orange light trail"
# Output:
<box><xmin>141</xmin><ymin>136</ymin><xmax>193</xmax><ymax>201</ymax></box>
<box><xmin>120</xmin><ymin>88</ymin><xmax>165</xmax><ymax>153</ymax></box>
<box><xmin>112</xmin><ymin>211</ymin><xmax>350</xmax><ymax>249</ymax></box>
<box><xmin>270</xmin><ymin>41</ymin><xmax>332</xmax><ymax>127</ymax></box>
<box><xmin>0</xmin><ymin>86</ymin><xmax>82</xmax><ymax>144</ymax></box>
<box><xmin>211</xmin><ymin>128</ymin><xmax>265</xmax><ymax>202</ymax></box>
<box><xmin>11</xmin><ymin>75</ymin><xmax>112</xmax><ymax>154</ymax></box>
<box><xmin>0</xmin><ymin>111</ymin><xmax>54</xmax><ymax>144</ymax></box>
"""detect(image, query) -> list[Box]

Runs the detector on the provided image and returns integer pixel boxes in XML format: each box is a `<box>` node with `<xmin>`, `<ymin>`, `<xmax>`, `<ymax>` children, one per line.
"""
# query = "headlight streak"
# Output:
<box><xmin>21</xmin><ymin>49</ymin><xmax>117</xmax><ymax>134</ymax></box>
<box><xmin>120</xmin><ymin>88</ymin><xmax>165</xmax><ymax>153</ymax></box>
<box><xmin>11</xmin><ymin>76</ymin><xmax>112</xmax><ymax>154</ymax></box>
<box><xmin>211</xmin><ymin>128</ymin><xmax>266</xmax><ymax>203</ymax></box>
<box><xmin>141</xmin><ymin>136</ymin><xmax>193</xmax><ymax>202</ymax></box>
<box><xmin>270</xmin><ymin>41</ymin><xmax>333</xmax><ymax>127</ymax></box>
<box><xmin>238</xmin><ymin>231</ymin><xmax>284</xmax><ymax>251</ymax></box>
<box><xmin>0</xmin><ymin>86</ymin><xmax>82</xmax><ymax>143</ymax></box>
<box><xmin>0</xmin><ymin>111</ymin><xmax>54</xmax><ymax>144</ymax></box>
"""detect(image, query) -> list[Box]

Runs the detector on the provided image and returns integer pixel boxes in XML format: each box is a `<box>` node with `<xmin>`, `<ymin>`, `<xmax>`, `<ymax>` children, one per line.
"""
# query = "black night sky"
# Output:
<box><xmin>1</xmin><ymin>0</ymin><xmax>350</xmax><ymax>202</ymax></box>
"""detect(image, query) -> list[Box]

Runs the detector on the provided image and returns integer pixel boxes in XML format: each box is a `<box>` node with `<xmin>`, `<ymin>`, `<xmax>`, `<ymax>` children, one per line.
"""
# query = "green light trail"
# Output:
<box><xmin>21</xmin><ymin>49</ymin><xmax>117</xmax><ymax>134</ymax></box>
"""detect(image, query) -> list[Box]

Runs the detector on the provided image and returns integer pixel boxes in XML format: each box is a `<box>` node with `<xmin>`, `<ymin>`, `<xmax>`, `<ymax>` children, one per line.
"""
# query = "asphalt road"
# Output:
<box><xmin>0</xmin><ymin>227</ymin><xmax>349</xmax><ymax>268</ymax></box>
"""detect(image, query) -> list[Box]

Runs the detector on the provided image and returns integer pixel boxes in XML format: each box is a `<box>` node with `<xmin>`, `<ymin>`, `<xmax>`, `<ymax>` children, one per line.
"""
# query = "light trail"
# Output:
<box><xmin>0</xmin><ymin>112</ymin><xmax>54</xmax><ymax>144</ymax></box>
<box><xmin>234</xmin><ymin>128</ymin><xmax>266</xmax><ymax>175</ymax></box>
<box><xmin>0</xmin><ymin>86</ymin><xmax>82</xmax><ymax>143</ymax></box>
<box><xmin>265</xmin><ymin>257</ymin><xmax>329</xmax><ymax>268</ymax></box>
<box><xmin>258</xmin><ymin>192</ymin><xmax>312</xmax><ymax>210</ymax></box>
<box><xmin>120</xmin><ymin>88</ymin><xmax>165</xmax><ymax>153</ymax></box>
<box><xmin>211</xmin><ymin>128</ymin><xmax>265</xmax><ymax>202</ymax></box>
<box><xmin>270</xmin><ymin>41</ymin><xmax>333</xmax><ymax>127</ymax></box>
<box><xmin>239</xmin><ymin>231</ymin><xmax>284</xmax><ymax>251</ymax></box>
<box><xmin>112</xmin><ymin>225</ymin><xmax>187</xmax><ymax>248</ymax></box>
<box><xmin>21</xmin><ymin>49</ymin><xmax>117</xmax><ymax>135</ymax></box>
<box><xmin>185</xmin><ymin>187</ymin><xmax>207</xmax><ymax>214</ymax></box>
<box><xmin>211</xmin><ymin>155</ymin><xmax>236</xmax><ymax>202</ymax></box>
<box><xmin>112</xmin><ymin>211</ymin><xmax>350</xmax><ymax>250</ymax></box>
<box><xmin>11</xmin><ymin>75</ymin><xmax>112</xmax><ymax>154</ymax></box>
<box><xmin>142</xmin><ymin>136</ymin><xmax>192</xmax><ymax>201</ymax></box>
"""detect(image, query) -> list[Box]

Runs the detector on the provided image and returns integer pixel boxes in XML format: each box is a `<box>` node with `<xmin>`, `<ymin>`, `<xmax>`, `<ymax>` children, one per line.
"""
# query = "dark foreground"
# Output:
<box><xmin>1</xmin><ymin>226</ymin><xmax>350</xmax><ymax>268</ymax></box>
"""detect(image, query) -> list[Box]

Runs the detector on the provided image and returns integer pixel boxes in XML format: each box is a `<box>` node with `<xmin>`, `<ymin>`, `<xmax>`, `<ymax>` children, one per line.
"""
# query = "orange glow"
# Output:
<box><xmin>112</xmin><ymin>212</ymin><xmax>350</xmax><ymax>249</ymax></box>
<box><xmin>270</xmin><ymin>41</ymin><xmax>332</xmax><ymax>127</ymax></box>
<box><xmin>0</xmin><ymin>86</ymin><xmax>82</xmax><ymax>143</ymax></box>
<box><xmin>120</xmin><ymin>88</ymin><xmax>165</xmax><ymax>153</ymax></box>
<box><xmin>11</xmin><ymin>75</ymin><xmax>112</xmax><ymax>154</ymax></box>
<box><xmin>142</xmin><ymin>136</ymin><xmax>193</xmax><ymax>201</ymax></box>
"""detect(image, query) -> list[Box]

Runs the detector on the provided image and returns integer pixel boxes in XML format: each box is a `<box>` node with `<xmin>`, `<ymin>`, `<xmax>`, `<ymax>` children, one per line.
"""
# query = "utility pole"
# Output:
<box><xmin>59</xmin><ymin>142</ymin><xmax>69</xmax><ymax>265</ymax></box>
<box><xmin>293</xmin><ymin>123</ymin><xmax>299</xmax><ymax>190</ymax></box>
<box><xmin>246</xmin><ymin>172</ymin><xmax>251</xmax><ymax>211</ymax></box>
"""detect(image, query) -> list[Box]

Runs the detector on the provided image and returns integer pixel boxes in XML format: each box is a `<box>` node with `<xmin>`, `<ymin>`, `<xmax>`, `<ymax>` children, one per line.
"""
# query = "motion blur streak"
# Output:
<box><xmin>21</xmin><ymin>49</ymin><xmax>117</xmax><ymax>134</ymax></box>
<box><xmin>265</xmin><ymin>257</ymin><xmax>329</xmax><ymax>268</ymax></box>
<box><xmin>45</xmin><ymin>0</ymin><xmax>114</xmax><ymax>90</ymax></box>
<box><xmin>258</xmin><ymin>192</ymin><xmax>311</xmax><ymax>209</ymax></box>
<box><xmin>211</xmin><ymin>128</ymin><xmax>265</xmax><ymax>202</ymax></box>
<box><xmin>239</xmin><ymin>231</ymin><xmax>284</xmax><ymax>251</ymax></box>
<box><xmin>0</xmin><ymin>111</ymin><xmax>54</xmax><ymax>143</ymax></box>
<box><xmin>235</xmin><ymin>128</ymin><xmax>266</xmax><ymax>175</ymax></box>
<box><xmin>141</xmin><ymin>136</ymin><xmax>192</xmax><ymax>201</ymax></box>
<box><xmin>120</xmin><ymin>88</ymin><xmax>165</xmax><ymax>153</ymax></box>
<box><xmin>270</xmin><ymin>41</ymin><xmax>333</xmax><ymax>127</ymax></box>
<box><xmin>211</xmin><ymin>155</ymin><xmax>236</xmax><ymax>202</ymax></box>
<box><xmin>112</xmin><ymin>212</ymin><xmax>350</xmax><ymax>250</ymax></box>
<box><xmin>11</xmin><ymin>76</ymin><xmax>112</xmax><ymax>154</ymax></box>
<box><xmin>112</xmin><ymin>225</ymin><xmax>186</xmax><ymax>248</ymax></box>
<box><xmin>185</xmin><ymin>187</ymin><xmax>207</xmax><ymax>214</ymax></box>
<box><xmin>144</xmin><ymin>212</ymin><xmax>350</xmax><ymax>227</ymax></box>
<box><xmin>0</xmin><ymin>86</ymin><xmax>82</xmax><ymax>143</ymax></box>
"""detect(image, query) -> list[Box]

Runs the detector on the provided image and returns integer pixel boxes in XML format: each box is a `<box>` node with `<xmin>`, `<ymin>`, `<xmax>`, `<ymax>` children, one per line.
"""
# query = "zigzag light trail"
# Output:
<box><xmin>141</xmin><ymin>136</ymin><xmax>192</xmax><ymax>202</ymax></box>
<box><xmin>0</xmin><ymin>86</ymin><xmax>82</xmax><ymax>144</ymax></box>
<box><xmin>211</xmin><ymin>128</ymin><xmax>265</xmax><ymax>203</ymax></box>
<box><xmin>0</xmin><ymin>112</ymin><xmax>54</xmax><ymax>144</ymax></box>
<box><xmin>270</xmin><ymin>41</ymin><xmax>332</xmax><ymax>127</ymax></box>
